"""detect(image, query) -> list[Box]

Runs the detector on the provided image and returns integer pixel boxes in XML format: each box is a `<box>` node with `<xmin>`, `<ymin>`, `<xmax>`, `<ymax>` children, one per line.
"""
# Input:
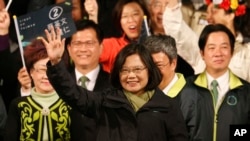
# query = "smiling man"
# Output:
<box><xmin>143</xmin><ymin>34</ymin><xmax>186</xmax><ymax>99</ymax></box>
<box><xmin>179</xmin><ymin>24</ymin><xmax>250</xmax><ymax>141</ymax></box>
<box><xmin>65</xmin><ymin>19</ymin><xmax>112</xmax><ymax>141</ymax></box>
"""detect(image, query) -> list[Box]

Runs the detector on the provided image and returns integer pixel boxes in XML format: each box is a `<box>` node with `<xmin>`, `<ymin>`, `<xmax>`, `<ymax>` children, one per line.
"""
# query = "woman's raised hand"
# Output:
<box><xmin>40</xmin><ymin>26</ymin><xmax>65</xmax><ymax>65</ymax></box>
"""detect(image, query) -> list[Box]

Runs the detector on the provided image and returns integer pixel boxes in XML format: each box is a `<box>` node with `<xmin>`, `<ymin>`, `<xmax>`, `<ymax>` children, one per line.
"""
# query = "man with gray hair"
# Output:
<box><xmin>143</xmin><ymin>34</ymin><xmax>186</xmax><ymax>98</ymax></box>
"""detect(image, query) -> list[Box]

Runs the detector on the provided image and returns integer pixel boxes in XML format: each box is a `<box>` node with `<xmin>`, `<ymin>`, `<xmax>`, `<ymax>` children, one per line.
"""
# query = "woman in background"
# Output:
<box><xmin>4</xmin><ymin>39</ymin><xmax>84</xmax><ymax>141</ymax></box>
<box><xmin>206</xmin><ymin>0</ymin><xmax>250</xmax><ymax>82</ymax></box>
<box><xmin>86</xmin><ymin>0</ymin><xmax>150</xmax><ymax>73</ymax></box>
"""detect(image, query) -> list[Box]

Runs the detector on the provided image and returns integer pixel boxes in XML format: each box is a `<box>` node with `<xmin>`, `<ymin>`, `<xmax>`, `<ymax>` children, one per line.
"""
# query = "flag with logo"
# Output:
<box><xmin>15</xmin><ymin>1</ymin><xmax>76</xmax><ymax>47</ymax></box>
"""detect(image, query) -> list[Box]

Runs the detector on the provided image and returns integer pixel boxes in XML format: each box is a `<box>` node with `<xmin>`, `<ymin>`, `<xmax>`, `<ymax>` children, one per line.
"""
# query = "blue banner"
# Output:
<box><xmin>16</xmin><ymin>2</ymin><xmax>76</xmax><ymax>47</ymax></box>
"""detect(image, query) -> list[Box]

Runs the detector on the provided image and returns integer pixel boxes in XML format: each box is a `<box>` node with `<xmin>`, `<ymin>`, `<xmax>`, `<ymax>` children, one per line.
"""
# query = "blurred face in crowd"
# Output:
<box><xmin>206</xmin><ymin>3</ymin><xmax>233</xmax><ymax>25</ymax></box>
<box><xmin>0</xmin><ymin>0</ymin><xmax>5</xmax><ymax>9</ymax></box>
<box><xmin>120</xmin><ymin>2</ymin><xmax>144</xmax><ymax>40</ymax></box>
<box><xmin>30</xmin><ymin>58</ymin><xmax>54</xmax><ymax>94</ymax></box>
<box><xmin>148</xmin><ymin>0</ymin><xmax>168</xmax><ymax>34</ymax></box>
<box><xmin>151</xmin><ymin>52</ymin><xmax>176</xmax><ymax>88</ymax></box>
<box><xmin>201</xmin><ymin>31</ymin><xmax>232</xmax><ymax>75</ymax></box>
<box><xmin>67</xmin><ymin>28</ymin><xmax>102</xmax><ymax>71</ymax></box>
<box><xmin>71</xmin><ymin>0</ymin><xmax>84</xmax><ymax>21</ymax></box>
<box><xmin>56</xmin><ymin>0</ymin><xmax>84</xmax><ymax>21</ymax></box>
<box><xmin>119</xmin><ymin>54</ymin><xmax>149</xmax><ymax>96</ymax></box>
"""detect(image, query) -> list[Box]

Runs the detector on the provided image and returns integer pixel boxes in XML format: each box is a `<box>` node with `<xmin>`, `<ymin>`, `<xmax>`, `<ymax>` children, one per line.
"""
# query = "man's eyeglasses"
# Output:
<box><xmin>156</xmin><ymin>63</ymin><xmax>169</xmax><ymax>69</ymax></box>
<box><xmin>70</xmin><ymin>40</ymin><xmax>97</xmax><ymax>49</ymax></box>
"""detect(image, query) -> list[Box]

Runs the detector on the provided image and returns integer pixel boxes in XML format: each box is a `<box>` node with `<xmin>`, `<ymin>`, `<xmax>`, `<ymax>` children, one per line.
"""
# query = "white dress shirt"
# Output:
<box><xmin>162</xmin><ymin>74</ymin><xmax>178</xmax><ymax>95</ymax></box>
<box><xmin>206</xmin><ymin>70</ymin><xmax>230</xmax><ymax>108</ymax></box>
<box><xmin>75</xmin><ymin>65</ymin><xmax>100</xmax><ymax>91</ymax></box>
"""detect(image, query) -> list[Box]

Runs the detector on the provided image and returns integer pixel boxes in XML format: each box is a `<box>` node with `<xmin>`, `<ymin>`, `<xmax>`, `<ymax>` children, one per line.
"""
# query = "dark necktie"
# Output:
<box><xmin>80</xmin><ymin>76</ymin><xmax>88</xmax><ymax>89</ymax></box>
<box><xmin>211</xmin><ymin>80</ymin><xmax>219</xmax><ymax>106</ymax></box>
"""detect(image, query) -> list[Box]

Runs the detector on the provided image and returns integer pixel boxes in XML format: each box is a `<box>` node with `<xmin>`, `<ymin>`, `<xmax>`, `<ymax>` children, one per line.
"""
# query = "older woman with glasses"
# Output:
<box><xmin>41</xmin><ymin>26</ymin><xmax>188</xmax><ymax>141</ymax></box>
<box><xmin>4</xmin><ymin>39</ymin><xmax>85</xmax><ymax>141</ymax></box>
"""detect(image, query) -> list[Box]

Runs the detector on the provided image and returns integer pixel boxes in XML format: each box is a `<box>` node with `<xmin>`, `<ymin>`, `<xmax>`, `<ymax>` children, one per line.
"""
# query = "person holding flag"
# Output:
<box><xmin>4</xmin><ymin>37</ymin><xmax>85</xmax><ymax>141</ymax></box>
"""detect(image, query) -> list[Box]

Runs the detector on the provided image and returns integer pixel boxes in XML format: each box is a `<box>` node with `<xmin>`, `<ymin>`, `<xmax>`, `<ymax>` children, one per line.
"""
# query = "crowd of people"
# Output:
<box><xmin>1</xmin><ymin>0</ymin><xmax>250</xmax><ymax>141</ymax></box>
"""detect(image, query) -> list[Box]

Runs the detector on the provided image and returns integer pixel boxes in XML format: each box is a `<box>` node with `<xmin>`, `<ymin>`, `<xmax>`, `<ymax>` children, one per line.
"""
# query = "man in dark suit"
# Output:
<box><xmin>18</xmin><ymin>19</ymin><xmax>112</xmax><ymax>141</ymax></box>
<box><xmin>65</xmin><ymin>19</ymin><xmax>111</xmax><ymax>92</ymax></box>
<box><xmin>65</xmin><ymin>19</ymin><xmax>112</xmax><ymax>141</ymax></box>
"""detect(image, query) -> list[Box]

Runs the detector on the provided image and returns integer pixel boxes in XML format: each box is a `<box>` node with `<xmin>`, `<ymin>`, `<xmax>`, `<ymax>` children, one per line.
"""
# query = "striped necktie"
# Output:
<box><xmin>80</xmin><ymin>76</ymin><xmax>88</xmax><ymax>89</ymax></box>
<box><xmin>211</xmin><ymin>80</ymin><xmax>219</xmax><ymax>106</ymax></box>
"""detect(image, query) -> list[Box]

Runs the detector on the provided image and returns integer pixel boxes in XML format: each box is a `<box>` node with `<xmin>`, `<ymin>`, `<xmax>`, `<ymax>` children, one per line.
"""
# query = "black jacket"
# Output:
<box><xmin>180</xmin><ymin>72</ymin><xmax>250</xmax><ymax>141</ymax></box>
<box><xmin>0</xmin><ymin>35</ymin><xmax>22</xmax><ymax>112</ymax></box>
<box><xmin>176</xmin><ymin>55</ymin><xmax>194</xmax><ymax>78</ymax></box>
<box><xmin>4</xmin><ymin>95</ymin><xmax>84</xmax><ymax>141</ymax></box>
<box><xmin>69</xmin><ymin>66</ymin><xmax>112</xmax><ymax>141</ymax></box>
<box><xmin>47</xmin><ymin>60</ymin><xmax>188</xmax><ymax>141</ymax></box>
<box><xmin>70</xmin><ymin>66</ymin><xmax>111</xmax><ymax>92</ymax></box>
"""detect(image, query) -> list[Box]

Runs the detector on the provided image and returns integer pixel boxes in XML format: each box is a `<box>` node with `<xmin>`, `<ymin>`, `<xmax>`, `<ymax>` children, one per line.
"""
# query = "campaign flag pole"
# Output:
<box><xmin>137</xmin><ymin>15</ymin><xmax>150</xmax><ymax>43</ymax></box>
<box><xmin>143</xmin><ymin>15</ymin><xmax>150</xmax><ymax>36</ymax></box>
<box><xmin>5</xmin><ymin>0</ymin><xmax>12</xmax><ymax>11</ymax></box>
<box><xmin>13</xmin><ymin>15</ymin><xmax>26</xmax><ymax>68</ymax></box>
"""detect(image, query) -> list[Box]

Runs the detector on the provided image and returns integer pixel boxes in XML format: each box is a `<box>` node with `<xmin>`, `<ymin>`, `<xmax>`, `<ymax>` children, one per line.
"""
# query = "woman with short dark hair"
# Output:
<box><xmin>42</xmin><ymin>26</ymin><xmax>188</xmax><ymax>141</ymax></box>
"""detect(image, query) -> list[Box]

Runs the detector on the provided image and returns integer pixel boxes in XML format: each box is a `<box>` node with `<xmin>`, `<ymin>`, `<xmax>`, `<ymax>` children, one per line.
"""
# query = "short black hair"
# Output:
<box><xmin>65</xmin><ymin>19</ymin><xmax>104</xmax><ymax>45</ymax></box>
<box><xmin>110</xmin><ymin>43</ymin><xmax>162</xmax><ymax>90</ymax></box>
<box><xmin>198</xmin><ymin>24</ymin><xmax>235</xmax><ymax>54</ymax></box>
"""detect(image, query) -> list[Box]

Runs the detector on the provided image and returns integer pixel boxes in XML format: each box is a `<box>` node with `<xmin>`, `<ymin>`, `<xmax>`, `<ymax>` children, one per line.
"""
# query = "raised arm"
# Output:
<box><xmin>42</xmin><ymin>26</ymin><xmax>102</xmax><ymax>117</ymax></box>
<box><xmin>84</xmin><ymin>0</ymin><xmax>98</xmax><ymax>23</ymax></box>
<box><xmin>40</xmin><ymin>26</ymin><xmax>65</xmax><ymax>65</ymax></box>
<box><xmin>163</xmin><ymin>1</ymin><xmax>205</xmax><ymax>74</ymax></box>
